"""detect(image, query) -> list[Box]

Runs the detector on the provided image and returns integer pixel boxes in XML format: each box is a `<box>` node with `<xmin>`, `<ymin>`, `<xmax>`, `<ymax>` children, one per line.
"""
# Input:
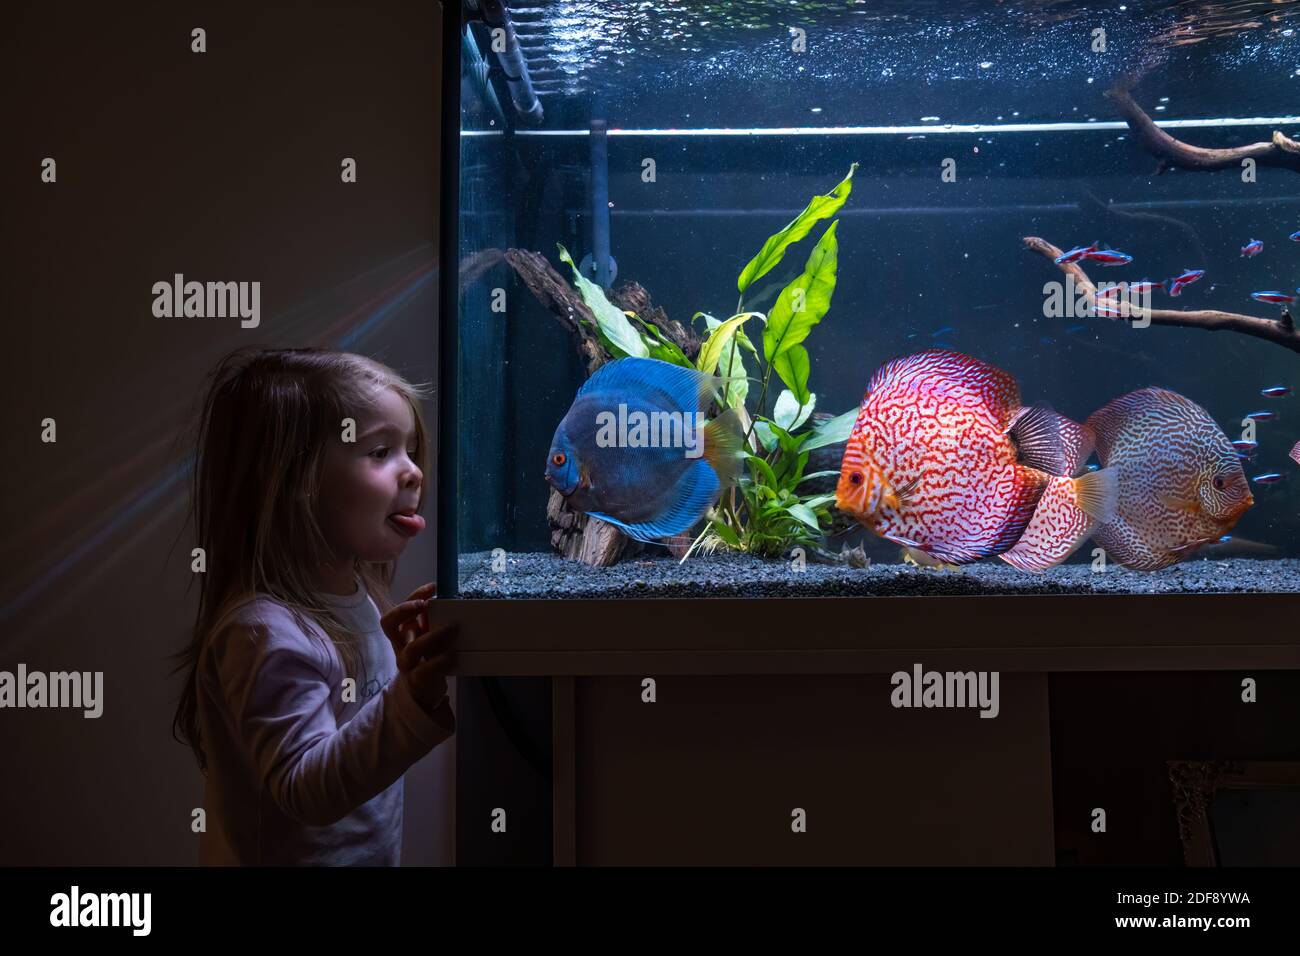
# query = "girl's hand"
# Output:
<box><xmin>380</xmin><ymin>583</ymin><xmax>458</xmax><ymax>716</ymax></box>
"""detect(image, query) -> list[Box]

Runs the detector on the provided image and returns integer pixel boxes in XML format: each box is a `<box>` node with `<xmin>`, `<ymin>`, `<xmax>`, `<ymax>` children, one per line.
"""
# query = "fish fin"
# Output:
<box><xmin>884</xmin><ymin>475</ymin><xmax>921</xmax><ymax>510</ymax></box>
<box><xmin>578</xmin><ymin>356</ymin><xmax>721</xmax><ymax>414</ymax></box>
<box><xmin>1158</xmin><ymin>491</ymin><xmax>1201</xmax><ymax>515</ymax></box>
<box><xmin>585</xmin><ymin>458</ymin><xmax>721</xmax><ymax>543</ymax></box>
<box><xmin>702</xmin><ymin>406</ymin><xmax>745</xmax><ymax>487</ymax></box>
<box><xmin>1074</xmin><ymin>466</ymin><xmax>1118</xmax><ymax>524</ymax></box>
<box><xmin>999</xmin><ymin>469</ymin><xmax>1114</xmax><ymax>572</ymax></box>
<box><xmin>1008</xmin><ymin>403</ymin><xmax>1070</xmax><ymax>476</ymax></box>
<box><xmin>901</xmin><ymin>547</ymin><xmax>961</xmax><ymax>571</ymax></box>
<box><xmin>1289</xmin><ymin>440</ymin><xmax>1300</xmax><ymax>467</ymax></box>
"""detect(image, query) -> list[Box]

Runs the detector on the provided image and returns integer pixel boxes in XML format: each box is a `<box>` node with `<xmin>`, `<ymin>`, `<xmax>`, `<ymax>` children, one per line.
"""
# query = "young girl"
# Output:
<box><xmin>170</xmin><ymin>347</ymin><xmax>458</xmax><ymax>866</ymax></box>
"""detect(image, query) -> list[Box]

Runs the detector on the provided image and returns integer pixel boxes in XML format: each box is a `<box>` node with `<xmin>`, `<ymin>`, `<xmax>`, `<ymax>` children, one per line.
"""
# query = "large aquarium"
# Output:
<box><xmin>443</xmin><ymin>0</ymin><xmax>1300</xmax><ymax>601</ymax></box>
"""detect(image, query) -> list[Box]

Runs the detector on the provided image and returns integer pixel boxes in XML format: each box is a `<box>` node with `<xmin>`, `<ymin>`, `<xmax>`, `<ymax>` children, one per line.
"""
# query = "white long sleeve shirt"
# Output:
<box><xmin>196</xmin><ymin>573</ymin><xmax>453</xmax><ymax>865</ymax></box>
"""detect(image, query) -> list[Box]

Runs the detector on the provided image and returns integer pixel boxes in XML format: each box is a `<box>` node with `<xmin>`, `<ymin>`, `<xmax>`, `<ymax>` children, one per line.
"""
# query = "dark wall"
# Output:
<box><xmin>1</xmin><ymin>1</ymin><xmax>452</xmax><ymax>865</ymax></box>
<box><xmin>1051</xmin><ymin>671</ymin><xmax>1300</xmax><ymax>865</ymax></box>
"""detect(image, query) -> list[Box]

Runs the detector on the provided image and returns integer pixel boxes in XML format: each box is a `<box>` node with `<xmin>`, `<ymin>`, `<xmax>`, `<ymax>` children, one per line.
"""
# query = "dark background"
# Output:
<box><xmin>0</xmin><ymin>0</ymin><xmax>462</xmax><ymax>865</ymax></box>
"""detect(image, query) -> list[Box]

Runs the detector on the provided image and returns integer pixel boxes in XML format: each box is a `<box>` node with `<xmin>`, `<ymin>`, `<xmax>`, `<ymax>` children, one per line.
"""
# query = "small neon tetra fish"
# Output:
<box><xmin>1164</xmin><ymin>269</ymin><xmax>1205</xmax><ymax>297</ymax></box>
<box><xmin>1251</xmin><ymin>472</ymin><xmax>1286</xmax><ymax>486</ymax></box>
<box><xmin>1231</xmin><ymin>440</ymin><xmax>1259</xmax><ymax>453</ymax></box>
<box><xmin>1290</xmin><ymin>230</ymin><xmax>1300</xmax><ymax>242</ymax></box>
<box><xmin>1261</xmin><ymin>386</ymin><xmax>1292</xmax><ymax>398</ymax></box>
<box><xmin>1241</xmin><ymin>239</ymin><xmax>1263</xmax><ymax>257</ymax></box>
<box><xmin>1251</xmin><ymin>291</ymin><xmax>1295</xmax><ymax>304</ymax></box>
<box><xmin>1244</xmin><ymin>410</ymin><xmax>1277</xmax><ymax>422</ymax></box>
<box><xmin>1055</xmin><ymin>242</ymin><xmax>1099</xmax><ymax>265</ymax></box>
<box><xmin>1082</xmin><ymin>247</ymin><xmax>1134</xmax><ymax>266</ymax></box>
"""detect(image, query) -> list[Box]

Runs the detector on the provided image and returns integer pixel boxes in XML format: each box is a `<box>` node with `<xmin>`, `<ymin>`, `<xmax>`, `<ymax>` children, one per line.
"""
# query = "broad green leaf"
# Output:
<box><xmin>753</xmin><ymin>420</ymin><xmax>777</xmax><ymax>452</ymax></box>
<box><xmin>703</xmin><ymin>314</ymin><xmax>755</xmax><ymax>409</ymax></box>
<box><xmin>775</xmin><ymin>423</ymin><xmax>806</xmax><ymax>459</ymax></box>
<box><xmin>697</xmin><ymin>312</ymin><xmax>760</xmax><ymax>375</ymax></box>
<box><xmin>557</xmin><ymin>243</ymin><xmax>648</xmax><ymax>358</ymax></box>
<box><xmin>796</xmin><ymin>470</ymin><xmax>840</xmax><ymax>485</ymax></box>
<box><xmin>773</xmin><ymin>344</ymin><xmax>812</xmax><ymax>407</ymax></box>
<box><xmin>737</xmin><ymin>163</ymin><xmax>857</xmax><ymax>295</ymax></box>
<box><xmin>746</xmin><ymin>454</ymin><xmax>779</xmax><ymax>490</ymax></box>
<box><xmin>773</xmin><ymin>389</ymin><xmax>816</xmax><ymax>432</ymax></box>
<box><xmin>641</xmin><ymin>322</ymin><xmax>693</xmax><ymax>367</ymax></box>
<box><xmin>764</xmin><ymin>220</ymin><xmax>839</xmax><ymax>403</ymax></box>
<box><xmin>711</xmin><ymin>520</ymin><xmax>741</xmax><ymax>548</ymax></box>
<box><xmin>787</xmin><ymin>503</ymin><xmax>821</xmax><ymax>531</ymax></box>
<box><xmin>801</xmin><ymin>493</ymin><xmax>836</xmax><ymax>509</ymax></box>
<box><xmin>789</xmin><ymin>450</ymin><xmax>810</xmax><ymax>488</ymax></box>
<box><xmin>802</xmin><ymin>409</ymin><xmax>857</xmax><ymax>451</ymax></box>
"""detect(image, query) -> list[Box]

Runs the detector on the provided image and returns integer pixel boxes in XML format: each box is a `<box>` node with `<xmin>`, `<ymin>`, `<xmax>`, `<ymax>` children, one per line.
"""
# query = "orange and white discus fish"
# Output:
<box><xmin>1086</xmin><ymin>388</ymin><xmax>1254</xmax><ymax>570</ymax></box>
<box><xmin>834</xmin><ymin>349</ymin><xmax>1117</xmax><ymax>570</ymax></box>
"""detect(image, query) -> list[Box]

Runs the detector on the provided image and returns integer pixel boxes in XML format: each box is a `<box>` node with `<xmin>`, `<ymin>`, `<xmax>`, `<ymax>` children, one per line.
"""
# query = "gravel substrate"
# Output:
<box><xmin>458</xmin><ymin>551</ymin><xmax>1300</xmax><ymax>598</ymax></box>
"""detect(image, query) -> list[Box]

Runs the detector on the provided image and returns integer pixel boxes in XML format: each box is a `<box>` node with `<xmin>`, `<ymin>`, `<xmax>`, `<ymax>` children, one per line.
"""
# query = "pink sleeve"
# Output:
<box><xmin>206</xmin><ymin>613</ymin><xmax>455</xmax><ymax>827</ymax></box>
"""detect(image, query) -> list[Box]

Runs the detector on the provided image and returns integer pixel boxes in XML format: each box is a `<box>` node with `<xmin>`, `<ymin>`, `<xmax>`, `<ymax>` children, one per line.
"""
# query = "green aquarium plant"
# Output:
<box><xmin>555</xmin><ymin>164</ymin><xmax>863</xmax><ymax>561</ymax></box>
<box><xmin>693</xmin><ymin>162</ymin><xmax>861</xmax><ymax>559</ymax></box>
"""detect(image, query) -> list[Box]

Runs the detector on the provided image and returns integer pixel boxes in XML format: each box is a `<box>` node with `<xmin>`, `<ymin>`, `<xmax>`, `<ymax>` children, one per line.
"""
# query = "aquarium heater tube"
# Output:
<box><xmin>469</xmin><ymin>0</ymin><xmax>543</xmax><ymax>126</ymax></box>
<box><xmin>590</xmin><ymin>118</ymin><xmax>612</xmax><ymax>288</ymax></box>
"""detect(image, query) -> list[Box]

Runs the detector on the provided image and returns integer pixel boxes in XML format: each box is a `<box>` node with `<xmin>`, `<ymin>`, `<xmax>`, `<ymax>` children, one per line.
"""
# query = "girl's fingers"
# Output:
<box><xmin>411</xmin><ymin>650</ymin><xmax>458</xmax><ymax>682</ymax></box>
<box><xmin>380</xmin><ymin>599</ymin><xmax>435</xmax><ymax>650</ymax></box>
<box><xmin>399</xmin><ymin>625</ymin><xmax>458</xmax><ymax>670</ymax></box>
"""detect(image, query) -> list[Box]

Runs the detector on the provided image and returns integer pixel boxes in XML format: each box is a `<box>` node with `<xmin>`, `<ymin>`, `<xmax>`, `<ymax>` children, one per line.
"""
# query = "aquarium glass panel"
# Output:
<box><xmin>453</xmin><ymin>0</ymin><xmax>1300</xmax><ymax>598</ymax></box>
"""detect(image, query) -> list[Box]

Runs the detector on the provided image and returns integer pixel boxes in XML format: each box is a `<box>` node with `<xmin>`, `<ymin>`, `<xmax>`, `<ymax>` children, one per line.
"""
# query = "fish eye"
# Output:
<box><xmin>849</xmin><ymin>471</ymin><xmax>863</xmax><ymax>486</ymax></box>
<box><xmin>1213</xmin><ymin>475</ymin><xmax>1226</xmax><ymax>491</ymax></box>
<box><xmin>551</xmin><ymin>452</ymin><xmax>566</xmax><ymax>467</ymax></box>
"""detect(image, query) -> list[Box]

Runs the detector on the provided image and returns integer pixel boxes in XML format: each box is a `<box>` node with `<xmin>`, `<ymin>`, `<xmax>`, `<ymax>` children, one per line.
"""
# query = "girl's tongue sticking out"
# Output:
<box><xmin>388</xmin><ymin>513</ymin><xmax>425</xmax><ymax>537</ymax></box>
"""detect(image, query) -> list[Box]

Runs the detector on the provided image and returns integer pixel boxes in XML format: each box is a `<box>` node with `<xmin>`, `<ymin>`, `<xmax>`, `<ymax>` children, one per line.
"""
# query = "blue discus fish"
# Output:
<box><xmin>544</xmin><ymin>357</ymin><xmax>745</xmax><ymax>543</ymax></box>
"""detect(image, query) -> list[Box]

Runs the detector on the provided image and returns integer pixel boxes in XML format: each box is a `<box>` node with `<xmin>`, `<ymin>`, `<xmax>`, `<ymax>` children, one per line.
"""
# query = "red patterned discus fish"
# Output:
<box><xmin>835</xmin><ymin>349</ymin><xmax>1117</xmax><ymax>569</ymax></box>
<box><xmin>1087</xmin><ymin>388</ymin><xmax>1253</xmax><ymax>571</ymax></box>
<box><xmin>1290</xmin><ymin>440</ymin><xmax>1300</xmax><ymax>467</ymax></box>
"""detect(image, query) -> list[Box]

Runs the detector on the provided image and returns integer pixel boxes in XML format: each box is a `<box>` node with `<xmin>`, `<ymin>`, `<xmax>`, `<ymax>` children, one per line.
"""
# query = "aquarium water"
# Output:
<box><xmin>451</xmin><ymin>0</ymin><xmax>1300</xmax><ymax>598</ymax></box>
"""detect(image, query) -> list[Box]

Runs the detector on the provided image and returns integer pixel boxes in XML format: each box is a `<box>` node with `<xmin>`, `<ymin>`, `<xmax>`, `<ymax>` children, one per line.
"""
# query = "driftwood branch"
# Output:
<box><xmin>1024</xmin><ymin>236</ymin><xmax>1300</xmax><ymax>354</ymax></box>
<box><xmin>1106</xmin><ymin>83</ymin><xmax>1300</xmax><ymax>174</ymax></box>
<box><xmin>504</xmin><ymin>248</ymin><xmax>608</xmax><ymax>373</ymax></box>
<box><xmin>503</xmin><ymin>248</ymin><xmax>704</xmax><ymax>372</ymax></box>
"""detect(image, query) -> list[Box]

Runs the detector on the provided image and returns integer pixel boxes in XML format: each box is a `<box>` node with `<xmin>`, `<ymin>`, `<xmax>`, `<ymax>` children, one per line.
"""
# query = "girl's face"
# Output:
<box><xmin>314</xmin><ymin>387</ymin><xmax>423</xmax><ymax>593</ymax></box>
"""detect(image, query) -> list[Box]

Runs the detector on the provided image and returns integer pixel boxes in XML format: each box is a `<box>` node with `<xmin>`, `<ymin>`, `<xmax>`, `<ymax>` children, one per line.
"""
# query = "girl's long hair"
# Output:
<box><xmin>170</xmin><ymin>347</ymin><xmax>434</xmax><ymax>773</ymax></box>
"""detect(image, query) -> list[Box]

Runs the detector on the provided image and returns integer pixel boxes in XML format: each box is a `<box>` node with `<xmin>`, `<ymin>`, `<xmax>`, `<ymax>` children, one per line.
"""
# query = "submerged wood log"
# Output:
<box><xmin>1105</xmin><ymin>83</ymin><xmax>1300</xmax><ymax>174</ymax></box>
<box><xmin>1024</xmin><ymin>236</ymin><xmax>1300</xmax><ymax>354</ymax></box>
<box><xmin>607</xmin><ymin>281</ymin><xmax>703</xmax><ymax>362</ymax></box>
<box><xmin>546</xmin><ymin>488</ymin><xmax>643</xmax><ymax>566</ymax></box>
